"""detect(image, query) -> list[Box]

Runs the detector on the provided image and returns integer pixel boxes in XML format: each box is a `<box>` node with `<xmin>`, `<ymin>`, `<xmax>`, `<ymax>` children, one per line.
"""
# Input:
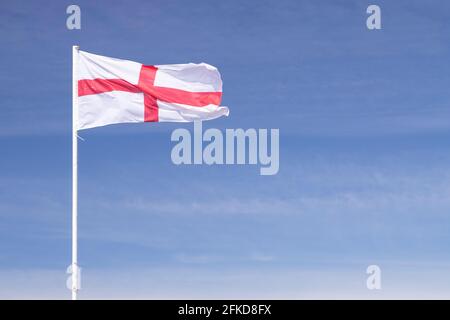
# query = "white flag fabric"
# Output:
<box><xmin>76</xmin><ymin>50</ymin><xmax>229</xmax><ymax>130</ymax></box>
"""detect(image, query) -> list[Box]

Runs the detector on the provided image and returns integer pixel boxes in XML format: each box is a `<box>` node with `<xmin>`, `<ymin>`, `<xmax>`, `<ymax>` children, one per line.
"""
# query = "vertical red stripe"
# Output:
<box><xmin>138</xmin><ymin>65</ymin><xmax>159</xmax><ymax>122</ymax></box>
<box><xmin>143</xmin><ymin>94</ymin><xmax>158</xmax><ymax>122</ymax></box>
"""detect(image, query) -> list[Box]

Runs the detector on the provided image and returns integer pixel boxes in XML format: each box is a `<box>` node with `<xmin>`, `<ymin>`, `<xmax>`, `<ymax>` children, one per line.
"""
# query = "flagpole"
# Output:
<box><xmin>72</xmin><ymin>45</ymin><xmax>80</xmax><ymax>300</ymax></box>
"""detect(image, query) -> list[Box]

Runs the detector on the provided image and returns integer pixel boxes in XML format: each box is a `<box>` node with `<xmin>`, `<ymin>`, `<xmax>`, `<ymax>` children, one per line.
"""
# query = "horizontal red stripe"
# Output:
<box><xmin>78</xmin><ymin>79</ymin><xmax>140</xmax><ymax>97</ymax></box>
<box><xmin>78</xmin><ymin>74</ymin><xmax>221</xmax><ymax>107</ymax></box>
<box><xmin>149</xmin><ymin>87</ymin><xmax>222</xmax><ymax>107</ymax></box>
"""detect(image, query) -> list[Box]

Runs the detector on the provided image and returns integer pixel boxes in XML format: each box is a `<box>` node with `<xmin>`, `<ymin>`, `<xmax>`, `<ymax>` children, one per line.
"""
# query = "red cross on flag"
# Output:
<box><xmin>76</xmin><ymin>50</ymin><xmax>229</xmax><ymax>130</ymax></box>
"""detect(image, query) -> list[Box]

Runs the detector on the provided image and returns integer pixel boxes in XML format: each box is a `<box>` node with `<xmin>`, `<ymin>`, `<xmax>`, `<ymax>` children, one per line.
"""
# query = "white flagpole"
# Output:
<box><xmin>72</xmin><ymin>45</ymin><xmax>80</xmax><ymax>300</ymax></box>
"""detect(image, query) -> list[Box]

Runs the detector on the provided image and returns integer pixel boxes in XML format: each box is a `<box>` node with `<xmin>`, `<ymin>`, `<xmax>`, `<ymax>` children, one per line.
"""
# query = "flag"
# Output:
<box><xmin>76</xmin><ymin>50</ymin><xmax>229</xmax><ymax>130</ymax></box>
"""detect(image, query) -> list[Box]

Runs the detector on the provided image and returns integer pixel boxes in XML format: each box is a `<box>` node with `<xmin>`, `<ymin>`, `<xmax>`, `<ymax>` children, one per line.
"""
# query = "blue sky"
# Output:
<box><xmin>1</xmin><ymin>0</ymin><xmax>450</xmax><ymax>298</ymax></box>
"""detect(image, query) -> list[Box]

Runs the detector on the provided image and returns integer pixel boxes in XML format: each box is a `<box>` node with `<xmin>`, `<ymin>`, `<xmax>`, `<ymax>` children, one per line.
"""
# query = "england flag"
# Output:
<box><xmin>76</xmin><ymin>50</ymin><xmax>229</xmax><ymax>130</ymax></box>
